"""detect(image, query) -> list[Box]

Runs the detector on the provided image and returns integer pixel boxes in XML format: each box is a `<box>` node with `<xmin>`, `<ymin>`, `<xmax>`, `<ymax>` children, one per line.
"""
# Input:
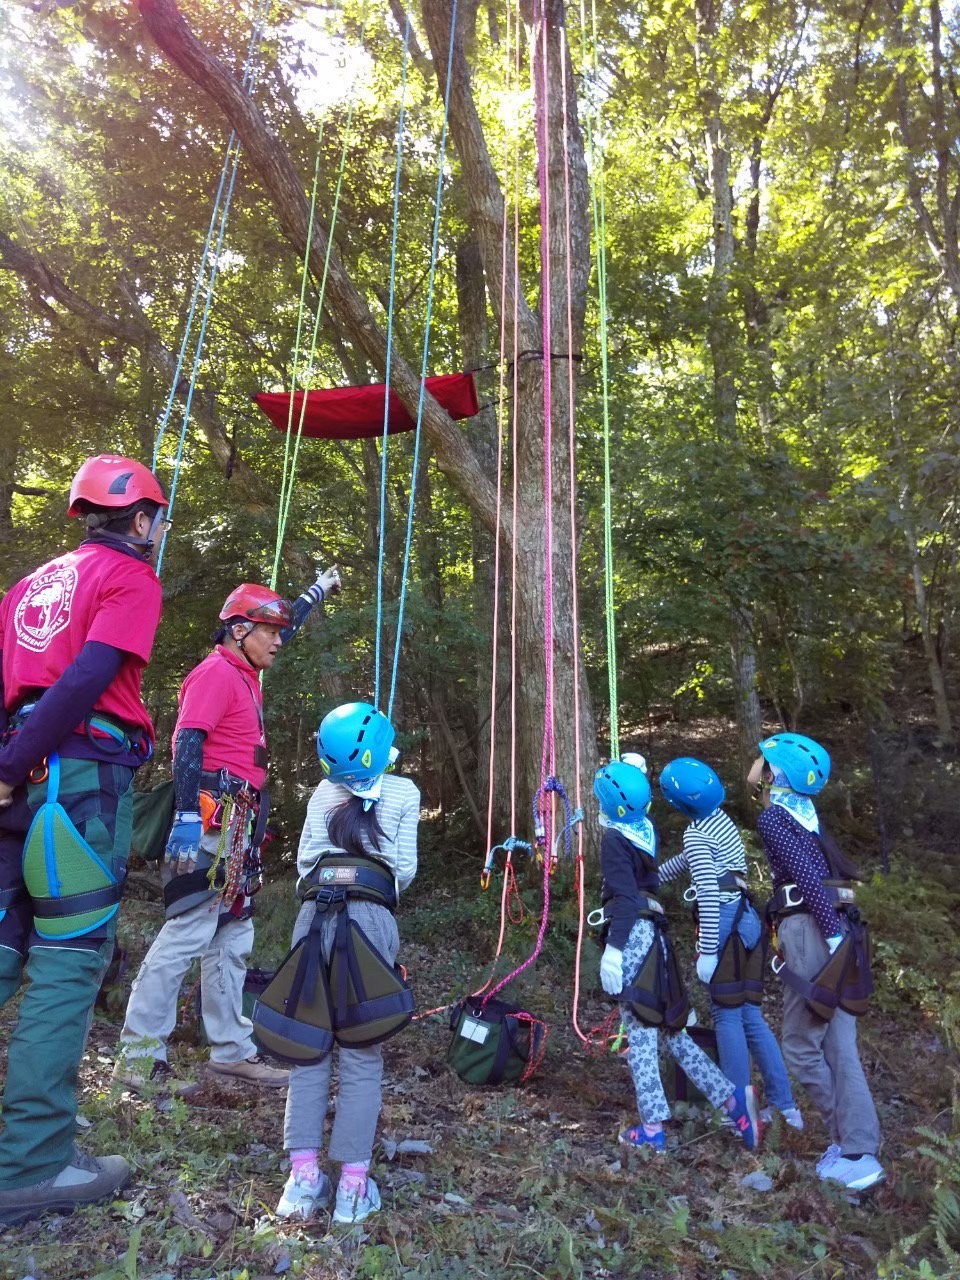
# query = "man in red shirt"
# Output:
<box><xmin>0</xmin><ymin>455</ymin><xmax>167</xmax><ymax>1226</ymax></box>
<box><xmin>116</xmin><ymin>573</ymin><xmax>340</xmax><ymax>1092</ymax></box>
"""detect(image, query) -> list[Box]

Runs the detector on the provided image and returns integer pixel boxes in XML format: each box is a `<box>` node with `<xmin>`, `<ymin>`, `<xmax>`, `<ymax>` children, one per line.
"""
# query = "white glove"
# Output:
<box><xmin>621</xmin><ymin>752</ymin><xmax>648</xmax><ymax>774</ymax></box>
<box><xmin>306</xmin><ymin>565</ymin><xmax>341</xmax><ymax>603</ymax></box>
<box><xmin>696</xmin><ymin>952</ymin><xmax>718</xmax><ymax>984</ymax></box>
<box><xmin>600</xmin><ymin>945</ymin><xmax>624</xmax><ymax>995</ymax></box>
<box><xmin>826</xmin><ymin>934</ymin><xmax>843</xmax><ymax>955</ymax></box>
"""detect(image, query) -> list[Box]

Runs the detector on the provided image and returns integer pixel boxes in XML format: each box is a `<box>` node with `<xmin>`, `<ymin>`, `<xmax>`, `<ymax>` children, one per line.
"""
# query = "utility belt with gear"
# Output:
<box><xmin>4</xmin><ymin>702</ymin><xmax>152</xmax><ymax>762</ymax></box>
<box><xmin>251</xmin><ymin>852</ymin><xmax>414</xmax><ymax>1066</ymax></box>
<box><xmin>162</xmin><ymin>769</ymin><xmax>267</xmax><ymax>918</ymax></box>
<box><xmin>766</xmin><ymin>879</ymin><xmax>873</xmax><ymax>1021</ymax></box>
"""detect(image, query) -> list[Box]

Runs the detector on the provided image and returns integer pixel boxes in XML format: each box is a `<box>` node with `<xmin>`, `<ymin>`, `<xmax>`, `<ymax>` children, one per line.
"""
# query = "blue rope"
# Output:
<box><xmin>387</xmin><ymin>0</ymin><xmax>459</xmax><ymax>718</ymax></box>
<box><xmin>154</xmin><ymin>0</ymin><xmax>270</xmax><ymax>572</ymax></box>
<box><xmin>374</xmin><ymin>8</ymin><xmax>412</xmax><ymax>710</ymax></box>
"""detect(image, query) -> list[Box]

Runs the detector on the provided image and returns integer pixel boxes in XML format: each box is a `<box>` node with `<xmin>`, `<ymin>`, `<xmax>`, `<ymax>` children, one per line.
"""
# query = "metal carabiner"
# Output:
<box><xmin>480</xmin><ymin>869</ymin><xmax>491</xmax><ymax>891</ymax></box>
<box><xmin>683</xmin><ymin>886</ymin><xmax>699</xmax><ymax>904</ymax></box>
<box><xmin>771</xmin><ymin>954</ymin><xmax>785</xmax><ymax>976</ymax></box>
<box><xmin>587</xmin><ymin>907</ymin><xmax>608</xmax><ymax>929</ymax></box>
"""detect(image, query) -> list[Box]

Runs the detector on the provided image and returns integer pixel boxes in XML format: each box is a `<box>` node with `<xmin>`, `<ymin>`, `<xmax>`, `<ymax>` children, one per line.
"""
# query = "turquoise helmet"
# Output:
<box><xmin>593</xmin><ymin>760</ymin><xmax>652</xmax><ymax>823</ymax></box>
<box><xmin>659</xmin><ymin>757</ymin><xmax>725</xmax><ymax>819</ymax></box>
<box><xmin>317</xmin><ymin>702</ymin><xmax>395</xmax><ymax>783</ymax></box>
<box><xmin>758</xmin><ymin>733</ymin><xmax>830</xmax><ymax>795</ymax></box>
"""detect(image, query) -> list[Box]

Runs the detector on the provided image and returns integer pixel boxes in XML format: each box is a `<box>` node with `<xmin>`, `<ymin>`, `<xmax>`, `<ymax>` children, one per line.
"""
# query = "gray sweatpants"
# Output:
<box><xmin>620</xmin><ymin>918</ymin><xmax>734</xmax><ymax>1124</ymax></box>
<box><xmin>283</xmin><ymin>898</ymin><xmax>400</xmax><ymax>1164</ymax></box>
<box><xmin>778</xmin><ymin>912</ymin><xmax>880</xmax><ymax>1157</ymax></box>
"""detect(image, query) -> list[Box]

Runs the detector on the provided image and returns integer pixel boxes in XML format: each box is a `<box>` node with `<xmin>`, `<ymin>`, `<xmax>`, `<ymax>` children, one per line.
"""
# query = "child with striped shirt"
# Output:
<box><xmin>658</xmin><ymin>757</ymin><xmax>800</xmax><ymax>1139</ymax></box>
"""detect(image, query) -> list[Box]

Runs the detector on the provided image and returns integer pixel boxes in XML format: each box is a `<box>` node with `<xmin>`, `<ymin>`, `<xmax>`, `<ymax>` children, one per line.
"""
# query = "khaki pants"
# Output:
<box><xmin>119</xmin><ymin>900</ymin><xmax>256</xmax><ymax>1066</ymax></box>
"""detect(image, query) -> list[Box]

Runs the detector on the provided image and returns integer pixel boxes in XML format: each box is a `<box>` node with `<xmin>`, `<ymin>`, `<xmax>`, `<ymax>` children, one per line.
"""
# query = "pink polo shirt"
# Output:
<box><xmin>0</xmin><ymin>542</ymin><xmax>162</xmax><ymax>742</ymax></box>
<box><xmin>174</xmin><ymin>645</ymin><xmax>267</xmax><ymax>789</ymax></box>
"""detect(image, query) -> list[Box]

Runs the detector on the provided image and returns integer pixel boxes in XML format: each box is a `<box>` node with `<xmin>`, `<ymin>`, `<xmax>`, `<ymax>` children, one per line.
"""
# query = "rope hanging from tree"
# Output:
<box><xmin>152</xmin><ymin>0</ymin><xmax>271</xmax><ymax>575</ymax></box>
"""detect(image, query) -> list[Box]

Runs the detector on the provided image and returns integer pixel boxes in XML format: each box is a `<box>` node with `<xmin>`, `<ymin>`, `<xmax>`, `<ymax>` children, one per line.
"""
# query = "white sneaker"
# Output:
<box><xmin>275</xmin><ymin>1166</ymin><xmax>331</xmax><ymax>1220</ymax></box>
<box><xmin>823</xmin><ymin>1153</ymin><xmax>886</xmax><ymax>1191</ymax></box>
<box><xmin>333</xmin><ymin>1174</ymin><xmax>381</xmax><ymax>1224</ymax></box>
<box><xmin>760</xmin><ymin>1105</ymin><xmax>804</xmax><ymax>1131</ymax></box>
<box><xmin>815</xmin><ymin>1143</ymin><xmax>842</xmax><ymax>1177</ymax></box>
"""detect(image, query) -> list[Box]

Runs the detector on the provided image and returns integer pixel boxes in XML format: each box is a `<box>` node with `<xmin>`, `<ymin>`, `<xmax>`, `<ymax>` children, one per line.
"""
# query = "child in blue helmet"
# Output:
<box><xmin>595</xmin><ymin>759</ymin><xmax>758</xmax><ymax>1151</ymax></box>
<box><xmin>749</xmin><ymin>734</ymin><xmax>884</xmax><ymax>1191</ymax></box>
<box><xmin>657</xmin><ymin>757</ymin><xmax>801</xmax><ymax>1142</ymax></box>
<box><xmin>275</xmin><ymin>703</ymin><xmax>420</xmax><ymax>1224</ymax></box>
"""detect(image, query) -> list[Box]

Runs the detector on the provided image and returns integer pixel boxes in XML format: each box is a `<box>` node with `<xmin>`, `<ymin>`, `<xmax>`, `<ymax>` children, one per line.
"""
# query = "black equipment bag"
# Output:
<box><xmin>447</xmin><ymin>996</ymin><xmax>546</xmax><ymax>1086</ymax></box>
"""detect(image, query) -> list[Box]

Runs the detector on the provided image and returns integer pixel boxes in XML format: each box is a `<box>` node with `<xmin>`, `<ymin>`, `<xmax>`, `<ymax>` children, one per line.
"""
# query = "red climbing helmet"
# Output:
<box><xmin>67</xmin><ymin>454</ymin><xmax>167</xmax><ymax>517</ymax></box>
<box><xmin>219</xmin><ymin>583</ymin><xmax>294</xmax><ymax>627</ymax></box>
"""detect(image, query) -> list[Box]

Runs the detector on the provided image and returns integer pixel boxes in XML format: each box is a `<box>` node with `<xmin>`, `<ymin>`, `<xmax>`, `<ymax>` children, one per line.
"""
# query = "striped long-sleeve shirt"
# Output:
<box><xmin>297</xmin><ymin>774</ymin><xmax>420</xmax><ymax>895</ymax></box>
<box><xmin>658</xmin><ymin>809</ymin><xmax>749</xmax><ymax>955</ymax></box>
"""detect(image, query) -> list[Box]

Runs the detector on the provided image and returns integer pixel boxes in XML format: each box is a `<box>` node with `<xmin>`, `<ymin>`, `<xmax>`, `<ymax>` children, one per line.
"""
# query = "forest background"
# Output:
<box><xmin>0</xmin><ymin>1</ymin><xmax>959</xmax><ymax>1278</ymax></box>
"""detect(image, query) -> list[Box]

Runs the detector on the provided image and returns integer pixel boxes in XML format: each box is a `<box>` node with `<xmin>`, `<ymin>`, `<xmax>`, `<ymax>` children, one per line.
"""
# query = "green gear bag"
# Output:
<box><xmin>130</xmin><ymin>778</ymin><xmax>176</xmax><ymax>862</ymax></box>
<box><xmin>447</xmin><ymin>997</ymin><xmax>546</xmax><ymax>1086</ymax></box>
<box><xmin>22</xmin><ymin>754</ymin><xmax>123</xmax><ymax>940</ymax></box>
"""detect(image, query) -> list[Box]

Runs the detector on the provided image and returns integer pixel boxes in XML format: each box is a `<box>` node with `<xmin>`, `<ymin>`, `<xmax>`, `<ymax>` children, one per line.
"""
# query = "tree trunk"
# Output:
<box><xmin>694</xmin><ymin>0</ymin><xmax>765</xmax><ymax>795</ymax></box>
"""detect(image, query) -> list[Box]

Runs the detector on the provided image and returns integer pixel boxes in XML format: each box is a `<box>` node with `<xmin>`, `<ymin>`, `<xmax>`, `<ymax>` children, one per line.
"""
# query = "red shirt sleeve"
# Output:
<box><xmin>86</xmin><ymin>564</ymin><xmax>162</xmax><ymax>664</ymax></box>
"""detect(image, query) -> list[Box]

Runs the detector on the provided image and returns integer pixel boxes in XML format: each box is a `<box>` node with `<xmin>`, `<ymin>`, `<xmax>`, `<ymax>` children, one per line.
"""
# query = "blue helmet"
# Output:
<box><xmin>593</xmin><ymin>760</ymin><xmax>652</xmax><ymax>823</ymax></box>
<box><xmin>317</xmin><ymin>702</ymin><xmax>395</xmax><ymax>783</ymax></box>
<box><xmin>658</xmin><ymin>757</ymin><xmax>725</xmax><ymax>819</ymax></box>
<box><xmin>758</xmin><ymin>733</ymin><xmax>830</xmax><ymax>795</ymax></box>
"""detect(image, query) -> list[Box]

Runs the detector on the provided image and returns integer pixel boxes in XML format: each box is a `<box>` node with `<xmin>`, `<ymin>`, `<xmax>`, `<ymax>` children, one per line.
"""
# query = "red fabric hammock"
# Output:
<box><xmin>254</xmin><ymin>371</ymin><xmax>479</xmax><ymax>440</ymax></box>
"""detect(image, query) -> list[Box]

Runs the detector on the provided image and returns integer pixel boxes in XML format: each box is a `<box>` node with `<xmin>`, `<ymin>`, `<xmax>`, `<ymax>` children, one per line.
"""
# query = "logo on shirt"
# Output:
<box><xmin>14</xmin><ymin>566</ymin><xmax>78</xmax><ymax>652</ymax></box>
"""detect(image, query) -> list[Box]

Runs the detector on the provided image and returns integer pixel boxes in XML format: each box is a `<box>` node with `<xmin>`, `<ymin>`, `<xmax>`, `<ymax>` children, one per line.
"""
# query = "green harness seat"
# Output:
<box><xmin>22</xmin><ymin>754</ymin><xmax>123</xmax><ymax>940</ymax></box>
<box><xmin>252</xmin><ymin>854</ymin><xmax>414</xmax><ymax>1065</ymax></box>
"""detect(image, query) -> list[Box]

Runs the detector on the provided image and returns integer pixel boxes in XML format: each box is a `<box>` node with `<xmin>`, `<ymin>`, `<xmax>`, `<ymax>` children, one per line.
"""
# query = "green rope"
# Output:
<box><xmin>581</xmin><ymin>0</ymin><xmax>619</xmax><ymax>757</ymax></box>
<box><xmin>270</xmin><ymin>11</ymin><xmax>369</xmax><ymax>589</ymax></box>
<box><xmin>270</xmin><ymin>141</ymin><xmax>323</xmax><ymax>591</ymax></box>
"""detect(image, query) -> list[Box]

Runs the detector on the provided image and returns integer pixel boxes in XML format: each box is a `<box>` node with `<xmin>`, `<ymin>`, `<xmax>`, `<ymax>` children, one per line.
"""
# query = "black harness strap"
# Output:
<box><xmin>32</xmin><ymin>882</ymin><xmax>123</xmax><ymax>919</ymax></box>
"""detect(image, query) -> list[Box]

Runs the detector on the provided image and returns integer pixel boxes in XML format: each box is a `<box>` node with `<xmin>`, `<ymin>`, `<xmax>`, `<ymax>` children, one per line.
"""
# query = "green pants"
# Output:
<box><xmin>0</xmin><ymin>756</ymin><xmax>135</xmax><ymax>1188</ymax></box>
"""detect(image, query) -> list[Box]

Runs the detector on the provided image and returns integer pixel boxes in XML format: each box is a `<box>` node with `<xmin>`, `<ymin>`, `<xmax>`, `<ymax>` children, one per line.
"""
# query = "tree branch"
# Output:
<box><xmin>138</xmin><ymin>0</ymin><xmax>502</xmax><ymax>535</ymax></box>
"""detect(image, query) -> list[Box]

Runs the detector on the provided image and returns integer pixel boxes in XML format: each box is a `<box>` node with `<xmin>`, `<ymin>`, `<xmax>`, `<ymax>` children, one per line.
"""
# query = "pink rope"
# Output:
<box><xmin>555</xmin><ymin>21</ymin><xmax>589</xmax><ymax>1044</ymax></box>
<box><xmin>483</xmin><ymin>829</ymin><xmax>551</xmax><ymax>1007</ymax></box>
<box><xmin>534</xmin><ymin>0</ymin><xmax>556</xmax><ymax>815</ymax></box>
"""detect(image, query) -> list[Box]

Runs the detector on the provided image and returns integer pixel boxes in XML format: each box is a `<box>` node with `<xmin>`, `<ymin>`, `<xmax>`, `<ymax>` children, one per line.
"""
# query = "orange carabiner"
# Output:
<box><xmin>28</xmin><ymin>758</ymin><xmax>49</xmax><ymax>785</ymax></box>
<box><xmin>480</xmin><ymin>869</ymin><xmax>491</xmax><ymax>891</ymax></box>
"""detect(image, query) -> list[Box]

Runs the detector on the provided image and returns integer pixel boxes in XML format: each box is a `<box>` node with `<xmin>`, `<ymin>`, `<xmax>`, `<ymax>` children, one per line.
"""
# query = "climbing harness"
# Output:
<box><xmin>252</xmin><ymin>853</ymin><xmax>414</xmax><ymax>1064</ymax></box>
<box><xmin>617</xmin><ymin>899</ymin><xmax>692</xmax><ymax>1033</ymax></box>
<box><xmin>767</xmin><ymin>881</ymin><xmax>874</xmax><ymax>1021</ymax></box>
<box><xmin>684</xmin><ymin>874</ymin><xmax>767</xmax><ymax>1009</ymax></box>
<box><xmin>21</xmin><ymin>754</ymin><xmax>123</xmax><ymax>941</ymax></box>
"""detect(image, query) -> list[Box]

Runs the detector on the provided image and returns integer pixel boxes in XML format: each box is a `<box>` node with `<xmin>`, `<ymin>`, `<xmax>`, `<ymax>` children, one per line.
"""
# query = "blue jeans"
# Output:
<box><xmin>710</xmin><ymin>901</ymin><xmax>795</xmax><ymax>1110</ymax></box>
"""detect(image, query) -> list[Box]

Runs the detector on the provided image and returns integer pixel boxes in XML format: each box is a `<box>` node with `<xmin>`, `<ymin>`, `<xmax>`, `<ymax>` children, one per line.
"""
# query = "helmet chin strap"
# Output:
<box><xmin>233</xmin><ymin>621</ymin><xmax>259</xmax><ymax>667</ymax></box>
<box><xmin>87</xmin><ymin>509</ymin><xmax>166</xmax><ymax>560</ymax></box>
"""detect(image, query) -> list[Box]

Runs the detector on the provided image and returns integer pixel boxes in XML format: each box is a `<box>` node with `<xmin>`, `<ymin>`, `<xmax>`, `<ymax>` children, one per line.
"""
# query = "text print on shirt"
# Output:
<box><xmin>14</xmin><ymin>566</ymin><xmax>78</xmax><ymax>652</ymax></box>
